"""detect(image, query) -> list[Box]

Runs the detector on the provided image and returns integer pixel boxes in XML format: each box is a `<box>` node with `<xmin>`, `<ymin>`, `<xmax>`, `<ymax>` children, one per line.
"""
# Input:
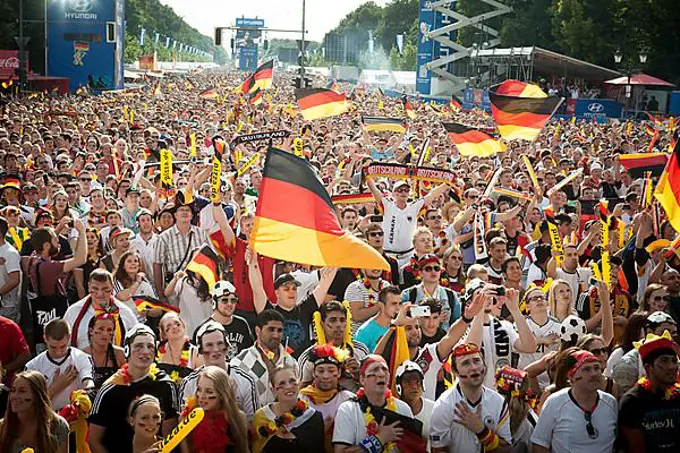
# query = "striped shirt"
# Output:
<box><xmin>178</xmin><ymin>364</ymin><xmax>259</xmax><ymax>420</ymax></box>
<box><xmin>153</xmin><ymin>225</ymin><xmax>208</xmax><ymax>274</ymax></box>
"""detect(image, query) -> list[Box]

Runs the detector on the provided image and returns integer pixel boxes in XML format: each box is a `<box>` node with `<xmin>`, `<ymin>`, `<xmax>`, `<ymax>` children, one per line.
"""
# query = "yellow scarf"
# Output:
<box><xmin>298</xmin><ymin>385</ymin><xmax>338</xmax><ymax>405</ymax></box>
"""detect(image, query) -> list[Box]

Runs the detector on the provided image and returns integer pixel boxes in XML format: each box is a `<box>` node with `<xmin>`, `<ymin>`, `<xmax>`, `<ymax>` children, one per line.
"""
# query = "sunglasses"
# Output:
<box><xmin>652</xmin><ymin>295</ymin><xmax>670</xmax><ymax>302</ymax></box>
<box><xmin>369</xmin><ymin>232</ymin><xmax>384</xmax><ymax>238</ymax></box>
<box><xmin>428</xmin><ymin>215</ymin><xmax>442</xmax><ymax>220</ymax></box>
<box><xmin>423</xmin><ymin>265</ymin><xmax>441</xmax><ymax>273</ymax></box>
<box><xmin>220</xmin><ymin>297</ymin><xmax>238</xmax><ymax>304</ymax></box>
<box><xmin>584</xmin><ymin>411</ymin><xmax>598</xmax><ymax>439</ymax></box>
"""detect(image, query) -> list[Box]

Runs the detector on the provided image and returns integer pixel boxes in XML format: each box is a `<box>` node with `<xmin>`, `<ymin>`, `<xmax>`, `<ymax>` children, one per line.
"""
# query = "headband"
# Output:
<box><xmin>359</xmin><ymin>354</ymin><xmax>388</xmax><ymax>376</ymax></box>
<box><xmin>310</xmin><ymin>344</ymin><xmax>348</xmax><ymax>368</ymax></box>
<box><xmin>567</xmin><ymin>350</ymin><xmax>598</xmax><ymax>379</ymax></box>
<box><xmin>452</xmin><ymin>343</ymin><xmax>481</xmax><ymax>358</ymax></box>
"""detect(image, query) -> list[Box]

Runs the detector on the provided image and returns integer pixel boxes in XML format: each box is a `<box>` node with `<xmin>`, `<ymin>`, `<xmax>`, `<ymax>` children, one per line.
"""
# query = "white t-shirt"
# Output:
<box><xmin>332</xmin><ymin>398</ymin><xmax>413</xmax><ymax>447</ymax></box>
<box><xmin>530</xmin><ymin>388</ymin><xmax>617</xmax><ymax>453</ymax></box>
<box><xmin>25</xmin><ymin>347</ymin><xmax>94</xmax><ymax>410</ymax></box>
<box><xmin>62</xmin><ymin>297</ymin><xmax>139</xmax><ymax>350</ymax></box>
<box><xmin>302</xmin><ymin>389</ymin><xmax>354</xmax><ymax>421</ymax></box>
<box><xmin>555</xmin><ymin>267</ymin><xmax>591</xmax><ymax>306</ymax></box>
<box><xmin>414</xmin><ymin>397</ymin><xmax>435</xmax><ymax>452</ymax></box>
<box><xmin>172</xmin><ymin>276</ymin><xmax>213</xmax><ymax>337</ymax></box>
<box><xmin>0</xmin><ymin>241</ymin><xmax>21</xmax><ymax>309</ymax></box>
<box><xmin>517</xmin><ymin>316</ymin><xmax>561</xmax><ymax>389</ymax></box>
<box><xmin>481</xmin><ymin>318</ymin><xmax>520</xmax><ymax>389</ymax></box>
<box><xmin>429</xmin><ymin>384</ymin><xmax>511</xmax><ymax>452</ymax></box>
<box><xmin>413</xmin><ymin>342</ymin><xmax>444</xmax><ymax>401</ymax></box>
<box><xmin>381</xmin><ymin>198</ymin><xmax>426</xmax><ymax>253</ymax></box>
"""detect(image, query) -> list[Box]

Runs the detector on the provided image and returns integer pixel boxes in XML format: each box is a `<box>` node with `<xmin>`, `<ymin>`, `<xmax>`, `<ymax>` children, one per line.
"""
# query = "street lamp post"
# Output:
<box><xmin>614</xmin><ymin>49</ymin><xmax>648</xmax><ymax>119</ymax></box>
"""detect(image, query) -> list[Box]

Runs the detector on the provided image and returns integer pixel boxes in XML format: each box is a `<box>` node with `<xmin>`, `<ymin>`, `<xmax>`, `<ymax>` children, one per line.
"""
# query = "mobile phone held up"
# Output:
<box><xmin>408</xmin><ymin>305</ymin><xmax>431</xmax><ymax>318</ymax></box>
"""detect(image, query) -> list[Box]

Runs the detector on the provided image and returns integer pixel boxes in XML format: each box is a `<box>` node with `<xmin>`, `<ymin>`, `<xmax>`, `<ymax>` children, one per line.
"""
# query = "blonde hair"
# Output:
<box><xmin>548</xmin><ymin>279</ymin><xmax>573</xmax><ymax>321</ymax></box>
<box><xmin>158</xmin><ymin>312</ymin><xmax>186</xmax><ymax>341</ymax></box>
<box><xmin>198</xmin><ymin>366</ymin><xmax>249</xmax><ymax>452</ymax></box>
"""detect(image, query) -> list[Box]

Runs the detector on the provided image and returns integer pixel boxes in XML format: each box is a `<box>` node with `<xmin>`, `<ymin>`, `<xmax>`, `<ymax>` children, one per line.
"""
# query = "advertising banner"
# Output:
<box><xmin>416</xmin><ymin>0</ymin><xmax>435</xmax><ymax>95</ymax></box>
<box><xmin>0</xmin><ymin>50</ymin><xmax>29</xmax><ymax>79</ymax></box>
<box><xmin>47</xmin><ymin>0</ymin><xmax>124</xmax><ymax>91</ymax></box>
<box><xmin>574</xmin><ymin>99</ymin><xmax>623</xmax><ymax>120</ymax></box>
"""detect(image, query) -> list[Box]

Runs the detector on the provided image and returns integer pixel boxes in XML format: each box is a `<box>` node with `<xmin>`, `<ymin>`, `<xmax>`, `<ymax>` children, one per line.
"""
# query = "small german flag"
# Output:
<box><xmin>248</xmin><ymin>88</ymin><xmax>263</xmax><ymax>106</ymax></box>
<box><xmin>450</xmin><ymin>94</ymin><xmax>462</xmax><ymax>111</ymax></box>
<box><xmin>654</xmin><ymin>137</ymin><xmax>680</xmax><ymax>232</ymax></box>
<box><xmin>186</xmin><ymin>246</ymin><xmax>220</xmax><ymax>291</ymax></box>
<box><xmin>295</xmin><ymin>88</ymin><xmax>349</xmax><ymax>121</ymax></box>
<box><xmin>184</xmin><ymin>79</ymin><xmax>195</xmax><ymax>90</ymax></box>
<box><xmin>250</xmin><ymin>148</ymin><xmax>389</xmax><ymax>270</ymax></box>
<box><xmin>134</xmin><ymin>296</ymin><xmax>180</xmax><ymax>314</ymax></box>
<box><xmin>362</xmin><ymin>116</ymin><xmax>407</xmax><ymax>134</ymax></box>
<box><xmin>403</xmin><ymin>97</ymin><xmax>417</xmax><ymax>120</ymax></box>
<box><xmin>618</xmin><ymin>153</ymin><xmax>668</xmax><ymax>178</ymax></box>
<box><xmin>199</xmin><ymin>88</ymin><xmax>219</xmax><ymax>100</ymax></box>
<box><xmin>331</xmin><ymin>192</ymin><xmax>375</xmax><ymax>205</ymax></box>
<box><xmin>443</xmin><ymin>123</ymin><xmax>506</xmax><ymax>157</ymax></box>
<box><xmin>489</xmin><ymin>80</ymin><xmax>561</xmax><ymax>141</ymax></box>
<box><xmin>153</xmin><ymin>84</ymin><xmax>161</xmax><ymax>97</ymax></box>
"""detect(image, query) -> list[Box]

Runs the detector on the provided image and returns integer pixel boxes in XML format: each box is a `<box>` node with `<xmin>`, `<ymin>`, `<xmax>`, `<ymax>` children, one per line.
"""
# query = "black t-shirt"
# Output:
<box><xmin>328</xmin><ymin>268</ymin><xmax>358</xmax><ymax>300</ymax></box>
<box><xmin>262</xmin><ymin>410</ymin><xmax>325</xmax><ymax>452</ymax></box>
<box><xmin>89</xmin><ymin>371</ymin><xmax>178</xmax><ymax>452</ymax></box>
<box><xmin>192</xmin><ymin>315</ymin><xmax>254</xmax><ymax>359</ymax></box>
<box><xmin>619</xmin><ymin>384</ymin><xmax>680</xmax><ymax>453</ymax></box>
<box><xmin>265</xmin><ymin>294</ymin><xmax>318</xmax><ymax>358</ymax></box>
<box><xmin>420</xmin><ymin>328</ymin><xmax>445</xmax><ymax>347</ymax></box>
<box><xmin>0</xmin><ymin>384</ymin><xmax>7</xmax><ymax>419</ymax></box>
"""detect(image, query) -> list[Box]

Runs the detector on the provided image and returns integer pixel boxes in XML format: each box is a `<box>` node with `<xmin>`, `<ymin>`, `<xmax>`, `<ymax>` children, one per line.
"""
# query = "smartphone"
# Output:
<box><xmin>370</xmin><ymin>215</ymin><xmax>383</xmax><ymax>223</ymax></box>
<box><xmin>409</xmin><ymin>305</ymin><xmax>431</xmax><ymax>318</ymax></box>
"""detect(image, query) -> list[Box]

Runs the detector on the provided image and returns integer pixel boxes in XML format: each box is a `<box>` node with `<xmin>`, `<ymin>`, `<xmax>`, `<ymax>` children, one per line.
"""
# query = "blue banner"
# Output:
<box><xmin>236</xmin><ymin>17</ymin><xmax>265</xmax><ymax>27</ymax></box>
<box><xmin>416</xmin><ymin>0</ymin><xmax>435</xmax><ymax>95</ymax></box>
<box><xmin>574</xmin><ymin>99</ymin><xmax>622</xmax><ymax>120</ymax></box>
<box><xmin>239</xmin><ymin>44</ymin><xmax>258</xmax><ymax>71</ymax></box>
<box><xmin>47</xmin><ymin>0</ymin><xmax>124</xmax><ymax>92</ymax></box>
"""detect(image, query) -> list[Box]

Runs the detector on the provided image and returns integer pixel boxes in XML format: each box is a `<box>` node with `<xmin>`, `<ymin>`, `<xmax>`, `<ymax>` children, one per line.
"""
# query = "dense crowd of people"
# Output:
<box><xmin>0</xmin><ymin>67</ymin><xmax>679</xmax><ymax>453</ymax></box>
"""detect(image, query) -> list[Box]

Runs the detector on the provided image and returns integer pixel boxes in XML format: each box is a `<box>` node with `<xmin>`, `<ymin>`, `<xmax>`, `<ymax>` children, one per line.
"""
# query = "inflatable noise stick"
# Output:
<box><xmin>21</xmin><ymin>449</ymin><xmax>35</xmax><ymax>453</ymax></box>
<box><xmin>160</xmin><ymin>407</ymin><xmax>205</xmax><ymax>453</ymax></box>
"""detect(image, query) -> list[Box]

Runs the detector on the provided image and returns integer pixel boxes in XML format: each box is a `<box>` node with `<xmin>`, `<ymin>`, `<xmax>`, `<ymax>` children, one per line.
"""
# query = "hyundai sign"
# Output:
<box><xmin>574</xmin><ymin>99</ymin><xmax>623</xmax><ymax>120</ymax></box>
<box><xmin>47</xmin><ymin>0</ymin><xmax>124</xmax><ymax>91</ymax></box>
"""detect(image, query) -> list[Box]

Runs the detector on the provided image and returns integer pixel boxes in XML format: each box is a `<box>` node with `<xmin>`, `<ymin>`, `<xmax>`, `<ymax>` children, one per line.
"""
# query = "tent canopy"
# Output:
<box><xmin>605</xmin><ymin>73</ymin><xmax>675</xmax><ymax>87</ymax></box>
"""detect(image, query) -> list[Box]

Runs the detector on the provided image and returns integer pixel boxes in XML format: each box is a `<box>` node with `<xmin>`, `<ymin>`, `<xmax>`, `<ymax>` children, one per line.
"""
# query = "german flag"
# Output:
<box><xmin>248</xmin><ymin>88</ymin><xmax>263</xmax><ymax>106</ymax></box>
<box><xmin>238</xmin><ymin>60</ymin><xmax>274</xmax><ymax>94</ymax></box>
<box><xmin>153</xmin><ymin>84</ymin><xmax>161</xmax><ymax>97</ymax></box>
<box><xmin>378</xmin><ymin>326</ymin><xmax>410</xmax><ymax>395</ymax></box>
<box><xmin>184</xmin><ymin>79</ymin><xmax>195</xmax><ymax>90</ymax></box>
<box><xmin>450</xmin><ymin>94</ymin><xmax>462</xmax><ymax>111</ymax></box>
<box><xmin>199</xmin><ymin>88</ymin><xmax>219</xmax><ymax>100</ymax></box>
<box><xmin>186</xmin><ymin>246</ymin><xmax>220</xmax><ymax>291</ymax></box>
<box><xmin>443</xmin><ymin>123</ymin><xmax>506</xmax><ymax>157</ymax></box>
<box><xmin>250</xmin><ymin>147</ymin><xmax>389</xmax><ymax>270</ymax></box>
<box><xmin>134</xmin><ymin>296</ymin><xmax>180</xmax><ymax>314</ymax></box>
<box><xmin>489</xmin><ymin>80</ymin><xmax>561</xmax><ymax>141</ymax></box>
<box><xmin>654</xmin><ymin>137</ymin><xmax>680</xmax><ymax>232</ymax></box>
<box><xmin>331</xmin><ymin>192</ymin><xmax>375</xmax><ymax>205</ymax></box>
<box><xmin>295</xmin><ymin>88</ymin><xmax>350</xmax><ymax>121</ymax></box>
<box><xmin>403</xmin><ymin>97</ymin><xmax>417</xmax><ymax>120</ymax></box>
<box><xmin>362</xmin><ymin>116</ymin><xmax>407</xmax><ymax>133</ymax></box>
<box><xmin>619</xmin><ymin>153</ymin><xmax>668</xmax><ymax>178</ymax></box>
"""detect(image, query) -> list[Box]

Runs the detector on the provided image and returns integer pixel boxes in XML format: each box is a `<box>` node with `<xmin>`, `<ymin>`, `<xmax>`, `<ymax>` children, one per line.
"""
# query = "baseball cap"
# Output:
<box><xmin>393</xmin><ymin>180</ymin><xmax>409</xmax><ymax>191</ymax></box>
<box><xmin>274</xmin><ymin>273</ymin><xmax>301</xmax><ymax>290</ymax></box>
<box><xmin>647</xmin><ymin>311</ymin><xmax>676</xmax><ymax>326</ymax></box>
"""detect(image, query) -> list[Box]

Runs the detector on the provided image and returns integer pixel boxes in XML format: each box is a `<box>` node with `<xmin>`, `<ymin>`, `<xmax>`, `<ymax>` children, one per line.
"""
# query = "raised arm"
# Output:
<box><xmin>365</xmin><ymin>176</ymin><xmax>385</xmax><ymax>206</ymax></box>
<box><xmin>247</xmin><ymin>249</ymin><xmax>268</xmax><ymax>314</ymax></box>
<box><xmin>423</xmin><ymin>183</ymin><xmax>450</xmax><ymax>206</ymax></box>
<box><xmin>436</xmin><ymin>291</ymin><xmax>484</xmax><ymax>360</ymax></box>
<box><xmin>63</xmin><ymin>219</ymin><xmax>87</xmax><ymax>273</ymax></box>
<box><xmin>312</xmin><ymin>267</ymin><xmax>339</xmax><ymax>306</ymax></box>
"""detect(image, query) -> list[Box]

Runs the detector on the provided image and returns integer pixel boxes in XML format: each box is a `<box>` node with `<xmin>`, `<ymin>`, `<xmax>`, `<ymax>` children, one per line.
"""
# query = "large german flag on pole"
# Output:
<box><xmin>238</xmin><ymin>60</ymin><xmax>274</xmax><ymax>94</ymax></box>
<box><xmin>362</xmin><ymin>116</ymin><xmax>408</xmax><ymax>133</ymax></box>
<box><xmin>251</xmin><ymin>148</ymin><xmax>390</xmax><ymax>270</ymax></box>
<box><xmin>443</xmin><ymin>122</ymin><xmax>506</xmax><ymax>157</ymax></box>
<box><xmin>295</xmin><ymin>88</ymin><xmax>350</xmax><ymax>121</ymax></box>
<box><xmin>654</xmin><ymin>136</ymin><xmax>680</xmax><ymax>232</ymax></box>
<box><xmin>489</xmin><ymin>80</ymin><xmax>562</xmax><ymax>141</ymax></box>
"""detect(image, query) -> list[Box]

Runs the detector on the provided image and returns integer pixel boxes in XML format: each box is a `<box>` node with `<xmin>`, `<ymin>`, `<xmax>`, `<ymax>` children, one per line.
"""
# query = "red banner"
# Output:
<box><xmin>0</xmin><ymin>50</ymin><xmax>29</xmax><ymax>79</ymax></box>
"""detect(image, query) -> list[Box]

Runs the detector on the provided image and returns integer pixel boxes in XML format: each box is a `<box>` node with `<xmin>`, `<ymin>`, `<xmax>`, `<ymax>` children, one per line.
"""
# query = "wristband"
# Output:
<box><xmin>461</xmin><ymin>313</ymin><xmax>473</xmax><ymax>324</ymax></box>
<box><xmin>359</xmin><ymin>435</ymin><xmax>384</xmax><ymax>453</ymax></box>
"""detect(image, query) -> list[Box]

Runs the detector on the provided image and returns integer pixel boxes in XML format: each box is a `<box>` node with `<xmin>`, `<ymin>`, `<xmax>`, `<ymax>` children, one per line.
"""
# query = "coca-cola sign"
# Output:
<box><xmin>0</xmin><ymin>50</ymin><xmax>29</xmax><ymax>78</ymax></box>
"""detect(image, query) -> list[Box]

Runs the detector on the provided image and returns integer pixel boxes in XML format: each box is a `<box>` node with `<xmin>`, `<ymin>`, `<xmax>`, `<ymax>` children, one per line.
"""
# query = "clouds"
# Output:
<box><xmin>159</xmin><ymin>0</ymin><xmax>388</xmax><ymax>42</ymax></box>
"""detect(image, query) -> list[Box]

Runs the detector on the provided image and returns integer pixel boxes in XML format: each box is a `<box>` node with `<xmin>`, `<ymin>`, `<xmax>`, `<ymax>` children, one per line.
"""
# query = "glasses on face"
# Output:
<box><xmin>423</xmin><ymin>265</ymin><xmax>441</xmax><ymax>273</ymax></box>
<box><xmin>584</xmin><ymin>411</ymin><xmax>598</xmax><ymax>439</ymax></box>
<box><xmin>428</xmin><ymin>215</ymin><xmax>442</xmax><ymax>221</ymax></box>
<box><xmin>652</xmin><ymin>295</ymin><xmax>670</xmax><ymax>302</ymax></box>
<box><xmin>527</xmin><ymin>295</ymin><xmax>547</xmax><ymax>303</ymax></box>
<box><xmin>220</xmin><ymin>297</ymin><xmax>238</xmax><ymax>305</ymax></box>
<box><xmin>369</xmin><ymin>232</ymin><xmax>384</xmax><ymax>238</ymax></box>
<box><xmin>79</xmin><ymin>177</ymin><xmax>91</xmax><ymax>182</ymax></box>
<box><xmin>450</xmin><ymin>255</ymin><xmax>462</xmax><ymax>261</ymax></box>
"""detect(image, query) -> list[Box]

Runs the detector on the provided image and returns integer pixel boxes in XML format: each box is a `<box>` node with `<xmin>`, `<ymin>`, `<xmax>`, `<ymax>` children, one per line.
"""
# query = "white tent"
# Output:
<box><xmin>358</xmin><ymin>69</ymin><xmax>394</xmax><ymax>88</ymax></box>
<box><xmin>391</xmin><ymin>71</ymin><xmax>416</xmax><ymax>92</ymax></box>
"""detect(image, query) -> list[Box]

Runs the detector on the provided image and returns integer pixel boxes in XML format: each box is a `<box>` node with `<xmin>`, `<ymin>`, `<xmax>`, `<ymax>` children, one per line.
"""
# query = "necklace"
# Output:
<box><xmin>636</xmin><ymin>377</ymin><xmax>680</xmax><ymax>400</ymax></box>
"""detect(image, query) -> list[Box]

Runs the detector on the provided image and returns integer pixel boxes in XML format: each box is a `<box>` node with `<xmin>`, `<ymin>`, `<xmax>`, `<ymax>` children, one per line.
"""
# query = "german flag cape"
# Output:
<box><xmin>250</xmin><ymin>148</ymin><xmax>389</xmax><ymax>270</ymax></box>
<box><xmin>295</xmin><ymin>88</ymin><xmax>349</xmax><ymax>121</ymax></box>
<box><xmin>443</xmin><ymin>122</ymin><xmax>506</xmax><ymax>157</ymax></box>
<box><xmin>489</xmin><ymin>80</ymin><xmax>561</xmax><ymax>141</ymax></box>
<box><xmin>619</xmin><ymin>153</ymin><xmax>668</xmax><ymax>178</ymax></box>
<box><xmin>186</xmin><ymin>246</ymin><xmax>220</xmax><ymax>291</ymax></box>
<box><xmin>362</xmin><ymin>116</ymin><xmax>408</xmax><ymax>133</ymax></box>
<box><xmin>654</xmin><ymin>135</ymin><xmax>680</xmax><ymax>232</ymax></box>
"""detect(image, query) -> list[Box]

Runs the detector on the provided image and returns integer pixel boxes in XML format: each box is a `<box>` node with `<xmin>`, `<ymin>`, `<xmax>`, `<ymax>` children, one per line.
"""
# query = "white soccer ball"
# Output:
<box><xmin>560</xmin><ymin>315</ymin><xmax>587</xmax><ymax>343</ymax></box>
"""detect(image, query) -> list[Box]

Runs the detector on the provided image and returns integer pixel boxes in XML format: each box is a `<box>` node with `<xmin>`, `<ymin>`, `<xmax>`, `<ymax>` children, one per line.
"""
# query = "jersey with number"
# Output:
<box><xmin>430</xmin><ymin>384</ymin><xmax>511</xmax><ymax>452</ymax></box>
<box><xmin>517</xmin><ymin>316</ymin><xmax>561</xmax><ymax>389</ymax></box>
